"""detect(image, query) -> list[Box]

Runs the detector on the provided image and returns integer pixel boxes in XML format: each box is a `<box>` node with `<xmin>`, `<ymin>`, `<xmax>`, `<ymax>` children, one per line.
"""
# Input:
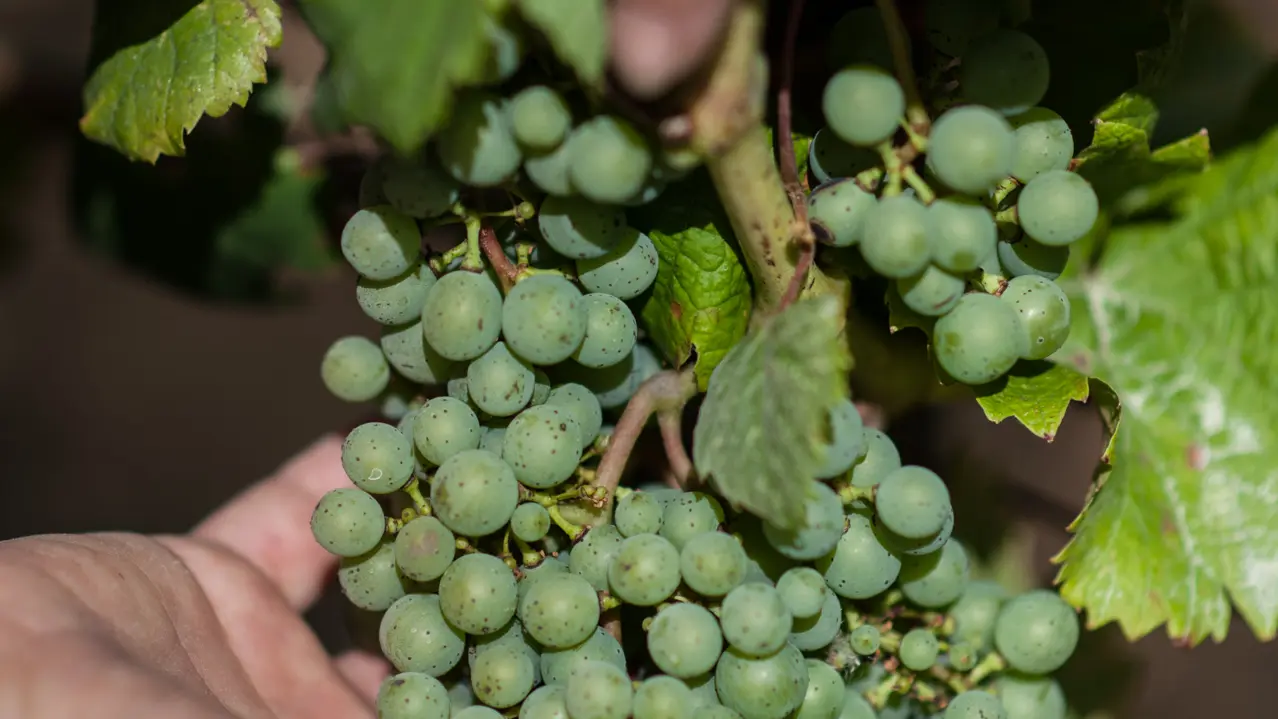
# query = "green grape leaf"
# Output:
<box><xmin>1073</xmin><ymin>92</ymin><xmax>1211</xmax><ymax>210</ymax></box>
<box><xmin>974</xmin><ymin>361</ymin><xmax>1090</xmax><ymax>440</ymax></box>
<box><xmin>639</xmin><ymin>226</ymin><xmax>752</xmax><ymax>391</ymax></box>
<box><xmin>301</xmin><ymin>0</ymin><xmax>489</xmax><ymax>154</ymax></box>
<box><xmin>79</xmin><ymin>0</ymin><xmax>282</xmax><ymax>163</ymax></box>
<box><xmin>693</xmin><ymin>296</ymin><xmax>850</xmax><ymax>530</ymax></box>
<box><xmin>1054</xmin><ymin>125</ymin><xmax>1278</xmax><ymax>644</ymax></box>
<box><xmin>517</xmin><ymin>0</ymin><xmax>608</xmax><ymax>88</ymax></box>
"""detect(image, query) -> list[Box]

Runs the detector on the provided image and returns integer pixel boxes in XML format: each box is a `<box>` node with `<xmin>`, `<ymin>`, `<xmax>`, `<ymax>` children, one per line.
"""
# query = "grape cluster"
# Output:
<box><xmin>811</xmin><ymin>3</ymin><xmax>1094</xmax><ymax>386</ymax></box>
<box><xmin>313</xmin><ymin>389</ymin><xmax>1079</xmax><ymax>719</ymax></box>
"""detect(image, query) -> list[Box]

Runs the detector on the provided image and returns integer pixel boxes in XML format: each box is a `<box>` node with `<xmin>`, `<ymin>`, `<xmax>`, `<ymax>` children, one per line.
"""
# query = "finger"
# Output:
<box><xmin>335</xmin><ymin>650</ymin><xmax>391</xmax><ymax>705</ymax></box>
<box><xmin>194</xmin><ymin>435</ymin><xmax>348</xmax><ymax>610</ymax></box>
<box><xmin>610</xmin><ymin>0</ymin><xmax>734</xmax><ymax>100</ymax></box>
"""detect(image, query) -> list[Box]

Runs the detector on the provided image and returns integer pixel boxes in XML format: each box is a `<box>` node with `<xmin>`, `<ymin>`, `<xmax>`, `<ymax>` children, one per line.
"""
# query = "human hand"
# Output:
<box><xmin>0</xmin><ymin>436</ymin><xmax>385</xmax><ymax>719</ymax></box>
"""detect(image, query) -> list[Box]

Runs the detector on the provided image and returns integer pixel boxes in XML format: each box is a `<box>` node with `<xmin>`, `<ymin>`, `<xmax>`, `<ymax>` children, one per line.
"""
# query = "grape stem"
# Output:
<box><xmin>460</xmin><ymin>208</ymin><xmax>485</xmax><ymax>271</ymax></box>
<box><xmin>902</xmin><ymin>166</ymin><xmax>935</xmax><ymax>203</ymax></box>
<box><xmin>595</xmin><ymin>369</ymin><xmax>699</xmax><ymax>510</ymax></box>
<box><xmin>601</xmin><ymin>607</ymin><xmax>622</xmax><ymax>642</ymax></box>
<box><xmin>875</xmin><ymin>0</ymin><xmax>930</xmax><ymax>133</ymax></box>
<box><xmin>657</xmin><ymin>408</ymin><xmax>694</xmax><ymax>487</ymax></box>
<box><xmin>403</xmin><ymin>478</ymin><xmax>431</xmax><ymax>516</ymax></box>
<box><xmin>478</xmin><ymin>223</ymin><xmax>517</xmax><ymax>292</ymax></box>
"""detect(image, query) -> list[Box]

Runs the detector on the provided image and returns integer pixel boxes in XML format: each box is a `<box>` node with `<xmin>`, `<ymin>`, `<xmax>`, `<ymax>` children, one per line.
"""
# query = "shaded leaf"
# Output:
<box><xmin>974</xmin><ymin>361</ymin><xmax>1090</xmax><ymax>440</ymax></box>
<box><xmin>1054</xmin><ymin>125</ymin><xmax>1278</xmax><ymax>644</ymax></box>
<box><xmin>80</xmin><ymin>0</ymin><xmax>282</xmax><ymax>162</ymax></box>
<box><xmin>693</xmin><ymin>296</ymin><xmax>849</xmax><ymax>530</ymax></box>
<box><xmin>517</xmin><ymin>0</ymin><xmax>608</xmax><ymax>88</ymax></box>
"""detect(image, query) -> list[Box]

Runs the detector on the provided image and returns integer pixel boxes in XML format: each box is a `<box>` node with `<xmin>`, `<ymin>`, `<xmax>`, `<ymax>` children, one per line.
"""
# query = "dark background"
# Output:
<box><xmin>1</xmin><ymin>1</ymin><xmax>1276</xmax><ymax>717</ymax></box>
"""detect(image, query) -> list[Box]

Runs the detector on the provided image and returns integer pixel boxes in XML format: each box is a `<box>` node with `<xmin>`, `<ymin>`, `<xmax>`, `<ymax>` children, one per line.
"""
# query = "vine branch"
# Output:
<box><xmin>595</xmin><ymin>369</ymin><xmax>698</xmax><ymax>507</ymax></box>
<box><xmin>478</xmin><ymin>224</ymin><xmax>517</xmax><ymax>292</ymax></box>
<box><xmin>657</xmin><ymin>409</ymin><xmax>694</xmax><ymax>486</ymax></box>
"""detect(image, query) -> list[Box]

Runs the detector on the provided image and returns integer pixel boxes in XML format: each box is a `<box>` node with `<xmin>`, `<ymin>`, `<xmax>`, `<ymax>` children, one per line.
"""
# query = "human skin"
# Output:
<box><xmin>0</xmin><ymin>436</ymin><xmax>385</xmax><ymax>719</ymax></box>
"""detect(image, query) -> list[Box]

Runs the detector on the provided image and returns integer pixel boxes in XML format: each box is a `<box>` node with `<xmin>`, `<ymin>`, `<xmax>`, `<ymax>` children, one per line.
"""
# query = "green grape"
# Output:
<box><xmin>1001</xmin><ymin>275</ymin><xmax>1070</xmax><ymax>360</ymax></box>
<box><xmin>538</xmin><ymin>195</ymin><xmax>628</xmax><ymax>260</ymax></box>
<box><xmin>776</xmin><ymin>567</ymin><xmax>828</xmax><ymax>620</ymax></box>
<box><xmin>993</xmin><ymin>589</ymin><xmax>1079</xmax><ymax>674</ymax></box>
<box><xmin>560</xmin><ymin>342</ymin><xmax>662</xmax><ymax>411</ymax></box>
<box><xmin>471</xmin><ymin>643</ymin><xmax>535</xmax><ymax>709</ymax></box>
<box><xmin>510</xmin><ymin>85</ymin><xmax>572</xmax><ymax>151</ymax></box>
<box><xmin>703</xmin><ymin>706</ymin><xmax>745</xmax><ymax>719</ymax></box>
<box><xmin>511</xmin><ymin>502</ymin><xmax>552</xmax><ymax>542</ymax></box>
<box><xmin>996</xmin><ymin>238</ymin><xmax>1069</xmax><ymax>280</ymax></box>
<box><xmin>815</xmin><ymin>513</ymin><xmax>900</xmax><ymax>599</ymax></box>
<box><xmin>357</xmin><ymin>264</ymin><xmax>437</xmax><ymax>326</ymax></box>
<box><xmin>380</xmin><ymin>377</ymin><xmax>421</xmax><ymax>421</ymax></box>
<box><xmin>680</xmin><ymin>531</ymin><xmax>748</xmax><ymax>598</ymax></box>
<box><xmin>502</xmin><ymin>404</ymin><xmax>582</xmax><ymax>488</ymax></box>
<box><xmin>719</xmin><ymin>582</ymin><xmax>792</xmax><ymax>656</ymax></box>
<box><xmin>430</xmin><ymin>449</ymin><xmax>519</xmax><ymax>537</ymax></box>
<box><xmin>502</xmin><ymin>275</ymin><xmax>587</xmax><ymax>365</ymax></box>
<box><xmin>944</xmin><ymin>690</ymin><xmax>1006</xmax><ymax>719</ymax></box>
<box><xmin>377</xmin><ymin>672</ymin><xmax>450</xmax><ymax>719</ymax></box>
<box><xmin>412</xmin><ymin>396</ymin><xmax>481</xmax><ymax>466</ymax></box>
<box><xmin>623</xmin><ymin>176</ymin><xmax>666</xmax><ymax>207</ymax></box>
<box><xmin>633</xmin><ymin>676</ymin><xmax>694</xmax><ymax>719</ymax></box>
<box><xmin>1008</xmin><ymin>108</ymin><xmax>1073</xmax><ymax>182</ymax></box>
<box><xmin>321</xmin><ymin>336</ymin><xmax>391</xmax><ymax>402</ymax></box>
<box><xmin>860</xmin><ymin>195</ymin><xmax>931</xmax><ymax>279</ymax></box>
<box><xmin>574</xmin><ymin>294</ymin><xmax>638</xmax><ymax>369</ymax></box>
<box><xmin>899</xmin><ymin>540</ymin><xmax>970</xmax><ymax>608</ymax></box>
<box><xmin>531</xmin><ymin>369</ymin><xmax>553</xmax><ymax>405</ymax></box>
<box><xmin>567</xmin><ymin>116</ymin><xmax>653</xmax><ymax>205</ymax></box>
<box><xmin>660</xmin><ymin>492</ymin><xmax>726</xmax><ymax>550</ymax></box>
<box><xmin>437</xmin><ymin>91</ymin><xmax>522</xmax><ymax>187</ymax></box>
<box><xmin>615</xmin><ymin>491</ymin><xmax>664</xmax><ymax>537</ymax></box>
<box><xmin>447</xmin><ymin>677</ymin><xmax>476</xmax><ymax>715</ymax></box>
<box><xmin>394</xmin><ymin>515</ymin><xmax>455</xmax><ymax>582</ymax></box>
<box><xmin>540</xmin><ymin>627</ymin><xmax>627</xmax><ymax>686</ymax></box>
<box><xmin>948</xmin><ymin>642</ymin><xmax>978</xmax><ymax>671</ymax></box>
<box><xmin>439</xmin><ymin>552</ymin><xmax>518</xmax><ymax>635</ymax></box>
<box><xmin>826</xmin><ymin>7</ymin><xmax>897</xmax><ymax>70</ymax></box>
<box><xmin>339</xmin><ymin>539</ymin><xmax>410</xmax><ymax>610</ymax></box>
<box><xmin>455</xmin><ymin>707</ymin><xmax>503</xmax><ymax>719</ymax></box>
<box><xmin>546</xmin><ymin>383</ymin><xmax>604</xmax><ymax>450</ymax></box>
<box><xmin>714</xmin><ymin>644</ymin><xmax>808</xmax><ymax>719</ymax></box>
<box><xmin>341</xmin><ymin>206</ymin><xmax>421</xmax><ymax>281</ymax></box>
<box><xmin>520</xmin><ymin>685</ymin><xmax>569</xmax><ymax>719</ymax></box>
<box><xmin>565</xmin><ymin>660</ymin><xmax>633</xmax><ymax>719</ymax></box>
<box><xmin>808</xmin><ymin>179</ymin><xmax>876</xmax><ymax>248</ymax></box>
<box><xmin>311</xmin><ymin>488</ymin><xmax>384</xmax><ymax>557</ymax></box>
<box><xmin>822</xmin><ymin>66</ymin><xmax>905</xmax><ymax>147</ymax></box>
<box><xmin>342</xmin><ymin>422</ymin><xmax>414</xmax><ymax>494</ymax></box>
<box><xmin>928</xmin><ymin>106</ymin><xmax>1015</xmax><ymax>194</ymax></box>
<box><xmin>480</xmin><ymin>15</ymin><xmax>524</xmax><ymax>84</ymax></box>
<box><xmin>607</xmin><ymin>533</ymin><xmax>681</xmax><ymax>606</ymax></box>
<box><xmin>924</xmin><ymin>0</ymin><xmax>999</xmax><ymax>56</ymax></box>
<box><xmin>576</xmin><ymin>230</ymin><xmax>659</xmax><ymax>300</ymax></box>
<box><xmin>763</xmin><ymin>482</ymin><xmax>845</xmax><ymax>561</ymax></box>
<box><xmin>571</xmin><ymin>525</ymin><xmax>625</xmax><ymax>590</ymax></box>
<box><xmin>848</xmin><ymin>429</ymin><xmax>901</xmax><ymax>507</ymax></box>
<box><xmin>381</xmin><ymin>156</ymin><xmax>459</xmax><ymax>219</ymax></box>
<box><xmin>468</xmin><ymin>342</ymin><xmax>536</xmax><ymax>417</ymax></box>
<box><xmin>1017</xmin><ymin>170</ymin><xmax>1099</xmax><ymax>246</ymax></box>
<box><xmin>685</xmin><ymin>673</ymin><xmax>719</xmax><ymax>708</ymax></box>
<box><xmin>479</xmin><ymin>425</ymin><xmax>506</xmax><ymax>455</ymax></box>
<box><xmin>994</xmin><ymin>674</ymin><xmax>1066</xmax><ymax>719</ymax></box>
<box><xmin>789</xmin><ymin>588</ymin><xmax>842</xmax><ymax>651</ymax></box>
<box><xmin>519</xmin><ymin>569</ymin><xmax>600</xmax><ymax>649</ymax></box>
<box><xmin>381</xmin><ymin>321</ymin><xmax>455</xmax><ymax>384</ymax></box>
<box><xmin>899</xmin><ymin>628</ymin><xmax>939</xmax><ymax>671</ymax></box>
<box><xmin>928</xmin><ymin>197</ymin><xmax>997</xmax><ymax>273</ymax></box>
<box><xmin>896</xmin><ymin>266</ymin><xmax>965</xmax><ymax>317</ymax></box>
<box><xmin>817</xmin><ymin>398</ymin><xmax>865</xmax><ymax>479</ymax></box>
<box><xmin>525</xmin><ymin>141</ymin><xmax>575</xmax><ymax>197</ymax></box>
<box><xmin>808</xmin><ymin>128</ymin><xmax>879</xmax><ymax>185</ymax></box>
<box><xmin>932</xmin><ymin>293</ymin><xmax>1024</xmax><ymax>385</ymax></box>
<box><xmin>519</xmin><ymin>556</ymin><xmax>568</xmax><ymax>601</ymax></box>
<box><xmin>949</xmin><ymin>580</ymin><xmax>1007</xmax><ymax>647</ymax></box>
<box><xmin>850</xmin><ymin>624</ymin><xmax>881</xmax><ymax>655</ymax></box>
<box><xmin>647</xmin><ymin>603</ymin><xmax>724</xmax><ymax>678</ymax></box>
<box><xmin>792</xmin><ymin>660</ymin><xmax>845</xmax><ymax>719</ymax></box>
<box><xmin>962</xmin><ymin>30</ymin><xmax>1050</xmax><ymax>116</ymax></box>
<box><xmin>876</xmin><ymin>510</ymin><xmax>953</xmax><ymax>557</ymax></box>
<box><xmin>875</xmin><ymin>466</ymin><xmax>952</xmax><ymax>540</ymax></box>
<box><xmin>422</xmin><ymin>270</ymin><xmax>503</xmax><ymax>361</ymax></box>
<box><xmin>840</xmin><ymin>693</ymin><xmax>876</xmax><ymax>719</ymax></box>
<box><xmin>380</xmin><ymin>594</ymin><xmax>467</xmax><ymax>675</ymax></box>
